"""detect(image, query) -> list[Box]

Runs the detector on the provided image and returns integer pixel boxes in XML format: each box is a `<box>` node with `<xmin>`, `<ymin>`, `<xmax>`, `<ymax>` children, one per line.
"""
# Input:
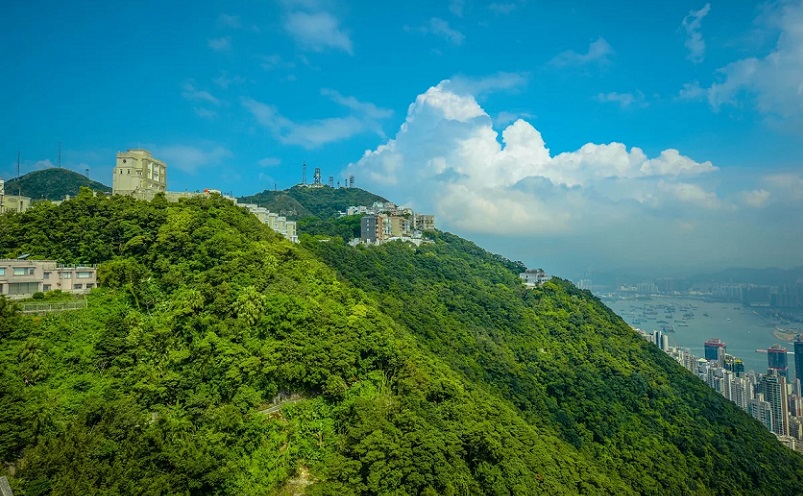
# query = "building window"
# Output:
<box><xmin>13</xmin><ymin>267</ymin><xmax>34</xmax><ymax>276</ymax></box>
<box><xmin>44</xmin><ymin>272</ymin><xmax>50</xmax><ymax>279</ymax></box>
<box><xmin>0</xmin><ymin>268</ymin><xmax>4</xmax><ymax>276</ymax></box>
<box><xmin>77</xmin><ymin>272</ymin><xmax>92</xmax><ymax>279</ymax></box>
<box><xmin>74</xmin><ymin>284</ymin><xmax>82</xmax><ymax>290</ymax></box>
<box><xmin>59</xmin><ymin>272</ymin><xmax>72</xmax><ymax>279</ymax></box>
<box><xmin>85</xmin><ymin>283</ymin><xmax>94</xmax><ymax>289</ymax></box>
<box><xmin>43</xmin><ymin>284</ymin><xmax>51</xmax><ymax>291</ymax></box>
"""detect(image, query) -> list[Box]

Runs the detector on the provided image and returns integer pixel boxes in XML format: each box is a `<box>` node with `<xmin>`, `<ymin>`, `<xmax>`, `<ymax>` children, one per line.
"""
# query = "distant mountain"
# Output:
<box><xmin>239</xmin><ymin>185</ymin><xmax>387</xmax><ymax>219</ymax></box>
<box><xmin>3</xmin><ymin>168</ymin><xmax>111</xmax><ymax>201</ymax></box>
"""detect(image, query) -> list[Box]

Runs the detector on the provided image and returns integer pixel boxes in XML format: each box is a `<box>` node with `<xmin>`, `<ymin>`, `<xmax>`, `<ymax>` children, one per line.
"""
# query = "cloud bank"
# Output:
<box><xmin>345</xmin><ymin>81</ymin><xmax>803</xmax><ymax>273</ymax></box>
<box><xmin>705</xmin><ymin>1</ymin><xmax>803</xmax><ymax>128</ymax></box>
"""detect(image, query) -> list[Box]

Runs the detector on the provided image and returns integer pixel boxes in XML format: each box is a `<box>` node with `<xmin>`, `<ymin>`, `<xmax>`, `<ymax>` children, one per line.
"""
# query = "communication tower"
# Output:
<box><xmin>313</xmin><ymin>167</ymin><xmax>321</xmax><ymax>186</ymax></box>
<box><xmin>349</xmin><ymin>175</ymin><xmax>355</xmax><ymax>188</ymax></box>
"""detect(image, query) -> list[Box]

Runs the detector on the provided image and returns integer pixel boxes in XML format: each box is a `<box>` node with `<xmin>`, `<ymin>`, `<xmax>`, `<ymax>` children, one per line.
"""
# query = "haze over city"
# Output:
<box><xmin>3</xmin><ymin>0</ymin><xmax>802</xmax><ymax>276</ymax></box>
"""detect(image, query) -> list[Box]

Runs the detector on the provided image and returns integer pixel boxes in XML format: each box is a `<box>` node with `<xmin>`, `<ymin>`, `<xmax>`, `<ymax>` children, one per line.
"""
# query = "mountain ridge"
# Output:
<box><xmin>0</xmin><ymin>190</ymin><xmax>801</xmax><ymax>494</ymax></box>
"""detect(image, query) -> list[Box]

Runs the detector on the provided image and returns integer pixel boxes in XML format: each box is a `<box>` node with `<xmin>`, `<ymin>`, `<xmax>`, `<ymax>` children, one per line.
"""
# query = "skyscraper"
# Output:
<box><xmin>794</xmin><ymin>335</ymin><xmax>803</xmax><ymax>384</ymax></box>
<box><xmin>704</xmin><ymin>339</ymin><xmax>726</xmax><ymax>365</ymax></box>
<box><xmin>767</xmin><ymin>344</ymin><xmax>789</xmax><ymax>379</ymax></box>
<box><xmin>758</xmin><ymin>372</ymin><xmax>789</xmax><ymax>437</ymax></box>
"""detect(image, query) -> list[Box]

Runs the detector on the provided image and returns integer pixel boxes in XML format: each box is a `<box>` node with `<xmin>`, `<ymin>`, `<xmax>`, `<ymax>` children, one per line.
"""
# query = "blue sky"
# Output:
<box><xmin>2</xmin><ymin>1</ymin><xmax>802</xmax><ymax>277</ymax></box>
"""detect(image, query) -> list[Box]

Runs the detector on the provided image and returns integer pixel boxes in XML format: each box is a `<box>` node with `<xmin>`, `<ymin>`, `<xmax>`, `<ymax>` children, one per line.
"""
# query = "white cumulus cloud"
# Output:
<box><xmin>342</xmin><ymin>80</ymin><xmax>803</xmax><ymax>272</ymax></box>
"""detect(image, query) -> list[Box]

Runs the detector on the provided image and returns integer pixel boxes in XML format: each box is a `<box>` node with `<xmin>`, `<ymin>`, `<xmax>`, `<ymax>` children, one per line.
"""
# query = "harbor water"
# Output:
<box><xmin>604</xmin><ymin>296</ymin><xmax>798</xmax><ymax>378</ymax></box>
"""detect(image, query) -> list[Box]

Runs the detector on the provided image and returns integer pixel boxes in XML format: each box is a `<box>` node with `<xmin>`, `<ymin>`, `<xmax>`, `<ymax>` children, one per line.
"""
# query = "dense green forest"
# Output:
<box><xmin>4</xmin><ymin>168</ymin><xmax>111</xmax><ymax>201</ymax></box>
<box><xmin>1</xmin><ymin>190</ymin><xmax>802</xmax><ymax>495</ymax></box>
<box><xmin>238</xmin><ymin>186</ymin><xmax>386</xmax><ymax>220</ymax></box>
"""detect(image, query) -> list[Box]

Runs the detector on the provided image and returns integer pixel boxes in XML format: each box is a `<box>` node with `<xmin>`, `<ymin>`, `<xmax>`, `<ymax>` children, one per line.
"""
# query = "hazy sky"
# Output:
<box><xmin>2</xmin><ymin>1</ymin><xmax>802</xmax><ymax>277</ymax></box>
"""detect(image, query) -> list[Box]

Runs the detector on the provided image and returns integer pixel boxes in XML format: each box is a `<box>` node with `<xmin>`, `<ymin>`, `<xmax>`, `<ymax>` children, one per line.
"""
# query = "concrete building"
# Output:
<box><xmin>768</xmin><ymin>344</ymin><xmax>789</xmax><ymax>379</ymax></box>
<box><xmin>0</xmin><ymin>259</ymin><xmax>97</xmax><ymax>298</ymax></box>
<box><xmin>749</xmin><ymin>393</ymin><xmax>774</xmax><ymax>432</ymax></box>
<box><xmin>361</xmin><ymin>215</ymin><xmax>381</xmax><ymax>244</ymax></box>
<box><xmin>413</xmin><ymin>214</ymin><xmax>435</xmax><ymax>232</ymax></box>
<box><xmin>519</xmin><ymin>268</ymin><xmax>551</xmax><ymax>287</ymax></box>
<box><xmin>112</xmin><ymin>149</ymin><xmax>167</xmax><ymax>199</ymax></box>
<box><xmin>759</xmin><ymin>372</ymin><xmax>789</xmax><ymax>436</ymax></box>
<box><xmin>794</xmin><ymin>336</ymin><xmax>803</xmax><ymax>385</ymax></box>
<box><xmin>0</xmin><ymin>178</ymin><xmax>32</xmax><ymax>214</ymax></box>
<box><xmin>704</xmin><ymin>338</ymin><xmax>726</xmax><ymax>366</ymax></box>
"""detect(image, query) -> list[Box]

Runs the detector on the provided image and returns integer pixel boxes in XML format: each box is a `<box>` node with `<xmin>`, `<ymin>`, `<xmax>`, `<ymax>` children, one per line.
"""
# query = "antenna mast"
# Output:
<box><xmin>17</xmin><ymin>151</ymin><xmax>21</xmax><ymax>210</ymax></box>
<box><xmin>58</xmin><ymin>142</ymin><xmax>62</xmax><ymax>168</ymax></box>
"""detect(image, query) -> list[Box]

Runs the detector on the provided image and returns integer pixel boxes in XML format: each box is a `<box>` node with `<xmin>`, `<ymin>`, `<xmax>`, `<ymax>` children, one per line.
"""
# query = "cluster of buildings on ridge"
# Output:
<box><xmin>111</xmin><ymin>149</ymin><xmax>298</xmax><ymax>243</ymax></box>
<box><xmin>0</xmin><ymin>149</ymin><xmax>447</xmax><ymax>298</ymax></box>
<box><xmin>342</xmin><ymin>201</ymin><xmax>436</xmax><ymax>247</ymax></box>
<box><xmin>644</xmin><ymin>329</ymin><xmax>803</xmax><ymax>452</ymax></box>
<box><xmin>0</xmin><ymin>148</ymin><xmax>302</xmax><ymax>299</ymax></box>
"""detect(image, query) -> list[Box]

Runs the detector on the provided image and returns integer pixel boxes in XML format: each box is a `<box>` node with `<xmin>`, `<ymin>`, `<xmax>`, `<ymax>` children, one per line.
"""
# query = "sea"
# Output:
<box><xmin>603</xmin><ymin>295</ymin><xmax>800</xmax><ymax>379</ymax></box>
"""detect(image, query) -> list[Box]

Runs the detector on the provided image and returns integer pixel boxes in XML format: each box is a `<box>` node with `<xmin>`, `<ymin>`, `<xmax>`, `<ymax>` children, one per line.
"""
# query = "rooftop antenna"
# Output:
<box><xmin>274</xmin><ymin>182</ymin><xmax>277</xmax><ymax>191</ymax></box>
<box><xmin>58</xmin><ymin>142</ymin><xmax>62</xmax><ymax>168</ymax></box>
<box><xmin>85</xmin><ymin>167</ymin><xmax>90</xmax><ymax>179</ymax></box>
<box><xmin>17</xmin><ymin>151</ymin><xmax>21</xmax><ymax>210</ymax></box>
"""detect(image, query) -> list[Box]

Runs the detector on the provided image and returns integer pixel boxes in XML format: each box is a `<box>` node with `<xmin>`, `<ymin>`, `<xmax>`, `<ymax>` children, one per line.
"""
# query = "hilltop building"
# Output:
<box><xmin>112</xmin><ymin>149</ymin><xmax>167</xmax><ymax>200</ymax></box>
<box><xmin>519</xmin><ymin>268</ymin><xmax>552</xmax><ymax>287</ymax></box>
<box><xmin>0</xmin><ymin>178</ymin><xmax>32</xmax><ymax>214</ymax></box>
<box><xmin>238</xmin><ymin>203</ymin><xmax>298</xmax><ymax>243</ymax></box>
<box><xmin>108</xmin><ymin>151</ymin><xmax>298</xmax><ymax>243</ymax></box>
<box><xmin>358</xmin><ymin>212</ymin><xmax>433</xmax><ymax>247</ymax></box>
<box><xmin>0</xmin><ymin>259</ymin><xmax>97</xmax><ymax>298</ymax></box>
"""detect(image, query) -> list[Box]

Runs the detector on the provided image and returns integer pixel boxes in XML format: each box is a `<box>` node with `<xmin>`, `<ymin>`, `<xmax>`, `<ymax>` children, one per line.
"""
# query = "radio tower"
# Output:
<box><xmin>302</xmin><ymin>162</ymin><xmax>307</xmax><ymax>185</ymax></box>
<box><xmin>313</xmin><ymin>167</ymin><xmax>321</xmax><ymax>186</ymax></box>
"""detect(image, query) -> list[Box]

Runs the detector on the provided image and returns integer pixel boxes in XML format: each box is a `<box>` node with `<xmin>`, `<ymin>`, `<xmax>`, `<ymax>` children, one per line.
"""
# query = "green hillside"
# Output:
<box><xmin>0</xmin><ymin>190</ymin><xmax>802</xmax><ymax>495</ymax></box>
<box><xmin>239</xmin><ymin>185</ymin><xmax>387</xmax><ymax>219</ymax></box>
<box><xmin>4</xmin><ymin>168</ymin><xmax>111</xmax><ymax>201</ymax></box>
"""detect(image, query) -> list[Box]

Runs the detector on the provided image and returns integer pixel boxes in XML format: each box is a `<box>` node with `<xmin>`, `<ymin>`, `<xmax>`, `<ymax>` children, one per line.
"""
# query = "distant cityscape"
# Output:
<box><xmin>643</xmin><ymin>327</ymin><xmax>803</xmax><ymax>453</ymax></box>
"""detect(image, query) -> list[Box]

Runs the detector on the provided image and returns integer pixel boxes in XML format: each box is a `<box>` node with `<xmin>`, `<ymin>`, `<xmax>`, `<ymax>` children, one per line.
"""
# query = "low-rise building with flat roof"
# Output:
<box><xmin>0</xmin><ymin>259</ymin><xmax>97</xmax><ymax>298</ymax></box>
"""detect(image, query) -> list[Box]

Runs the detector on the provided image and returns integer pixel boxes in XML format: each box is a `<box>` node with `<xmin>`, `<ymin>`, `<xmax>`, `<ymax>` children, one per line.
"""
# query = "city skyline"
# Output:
<box><xmin>3</xmin><ymin>1</ymin><xmax>802</xmax><ymax>276</ymax></box>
